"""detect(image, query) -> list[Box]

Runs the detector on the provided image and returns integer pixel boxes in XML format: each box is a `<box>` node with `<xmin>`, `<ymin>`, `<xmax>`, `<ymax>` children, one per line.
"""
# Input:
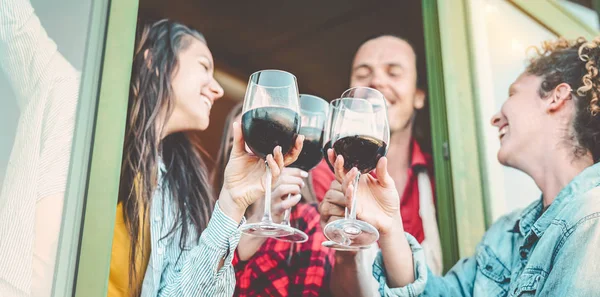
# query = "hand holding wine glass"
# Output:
<box><xmin>332</xmin><ymin>149</ymin><xmax>416</xmax><ymax>287</ymax></box>
<box><xmin>331</xmin><ymin>151</ymin><xmax>402</xmax><ymax>236</ymax></box>
<box><xmin>220</xmin><ymin>121</ymin><xmax>303</xmax><ymax>222</ymax></box>
<box><xmin>239</xmin><ymin>69</ymin><xmax>305</xmax><ymax>238</ymax></box>
<box><xmin>322</xmin><ymin>87</ymin><xmax>390</xmax><ymax>248</ymax></box>
<box><xmin>245</xmin><ymin>167</ymin><xmax>307</xmax><ymax>224</ymax></box>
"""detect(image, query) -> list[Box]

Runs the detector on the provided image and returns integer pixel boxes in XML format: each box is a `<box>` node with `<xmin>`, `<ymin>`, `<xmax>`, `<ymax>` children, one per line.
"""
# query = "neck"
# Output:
<box><xmin>523</xmin><ymin>146</ymin><xmax>593</xmax><ymax>207</ymax></box>
<box><xmin>387</xmin><ymin>127</ymin><xmax>413</xmax><ymax>174</ymax></box>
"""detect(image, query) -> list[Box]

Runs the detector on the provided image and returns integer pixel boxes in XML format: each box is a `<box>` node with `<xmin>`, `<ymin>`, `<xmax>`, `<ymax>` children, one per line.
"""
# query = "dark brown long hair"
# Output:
<box><xmin>527</xmin><ymin>37</ymin><xmax>600</xmax><ymax>162</ymax></box>
<box><xmin>212</xmin><ymin>103</ymin><xmax>244</xmax><ymax>194</ymax></box>
<box><xmin>119</xmin><ymin>19</ymin><xmax>214</xmax><ymax>296</ymax></box>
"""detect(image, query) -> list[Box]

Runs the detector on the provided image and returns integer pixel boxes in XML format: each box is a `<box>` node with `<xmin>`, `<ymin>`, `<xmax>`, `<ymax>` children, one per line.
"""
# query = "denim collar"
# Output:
<box><xmin>511</xmin><ymin>163</ymin><xmax>600</xmax><ymax>237</ymax></box>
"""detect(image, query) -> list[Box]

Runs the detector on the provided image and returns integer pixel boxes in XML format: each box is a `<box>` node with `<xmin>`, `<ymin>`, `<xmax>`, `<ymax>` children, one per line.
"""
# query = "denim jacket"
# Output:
<box><xmin>373</xmin><ymin>162</ymin><xmax>600</xmax><ymax>297</ymax></box>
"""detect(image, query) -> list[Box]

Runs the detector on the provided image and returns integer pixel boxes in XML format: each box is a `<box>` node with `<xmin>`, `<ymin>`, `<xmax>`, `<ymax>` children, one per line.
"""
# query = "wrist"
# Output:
<box><xmin>218</xmin><ymin>188</ymin><xmax>246</xmax><ymax>223</ymax></box>
<box><xmin>238</xmin><ymin>235</ymin><xmax>268</xmax><ymax>261</ymax></box>
<box><xmin>379</xmin><ymin>214</ymin><xmax>404</xmax><ymax>241</ymax></box>
<box><xmin>334</xmin><ymin>250</ymin><xmax>359</xmax><ymax>265</ymax></box>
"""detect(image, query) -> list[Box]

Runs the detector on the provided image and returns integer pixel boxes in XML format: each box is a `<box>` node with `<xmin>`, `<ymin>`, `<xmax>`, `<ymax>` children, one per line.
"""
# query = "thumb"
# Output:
<box><xmin>230</xmin><ymin>121</ymin><xmax>247</xmax><ymax>157</ymax></box>
<box><xmin>375</xmin><ymin>157</ymin><xmax>393</xmax><ymax>188</ymax></box>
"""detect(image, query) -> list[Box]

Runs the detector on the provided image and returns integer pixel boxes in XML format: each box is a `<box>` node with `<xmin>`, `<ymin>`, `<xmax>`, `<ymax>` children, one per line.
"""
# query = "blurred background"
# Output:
<box><xmin>1</xmin><ymin>1</ymin><xmax>599</xmax><ymax>296</ymax></box>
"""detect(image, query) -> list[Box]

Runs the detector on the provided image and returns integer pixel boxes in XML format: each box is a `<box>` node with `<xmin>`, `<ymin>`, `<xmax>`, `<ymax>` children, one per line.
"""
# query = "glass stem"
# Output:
<box><xmin>281</xmin><ymin>194</ymin><xmax>292</xmax><ymax>226</ymax></box>
<box><xmin>348</xmin><ymin>172</ymin><xmax>361</xmax><ymax>221</ymax></box>
<box><xmin>261</xmin><ymin>161</ymin><xmax>273</xmax><ymax>223</ymax></box>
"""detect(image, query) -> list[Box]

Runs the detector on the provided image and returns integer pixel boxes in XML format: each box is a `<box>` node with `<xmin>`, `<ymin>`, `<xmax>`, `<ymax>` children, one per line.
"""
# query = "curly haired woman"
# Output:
<box><xmin>320</xmin><ymin>36</ymin><xmax>600</xmax><ymax>296</ymax></box>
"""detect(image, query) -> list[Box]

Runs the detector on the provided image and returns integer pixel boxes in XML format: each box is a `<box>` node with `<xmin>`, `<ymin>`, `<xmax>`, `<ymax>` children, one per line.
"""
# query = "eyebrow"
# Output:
<box><xmin>353</xmin><ymin>63</ymin><xmax>404</xmax><ymax>71</ymax></box>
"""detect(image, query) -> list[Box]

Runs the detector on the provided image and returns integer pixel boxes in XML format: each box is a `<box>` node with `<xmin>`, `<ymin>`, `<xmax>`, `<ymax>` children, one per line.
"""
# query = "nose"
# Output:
<box><xmin>368</xmin><ymin>71</ymin><xmax>385</xmax><ymax>90</ymax></box>
<box><xmin>206</xmin><ymin>77</ymin><xmax>224</xmax><ymax>102</ymax></box>
<box><xmin>490</xmin><ymin>111</ymin><xmax>504</xmax><ymax>127</ymax></box>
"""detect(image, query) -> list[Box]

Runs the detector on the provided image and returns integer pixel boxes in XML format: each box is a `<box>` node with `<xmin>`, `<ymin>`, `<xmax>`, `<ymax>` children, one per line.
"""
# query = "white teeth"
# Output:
<box><xmin>201</xmin><ymin>96</ymin><xmax>212</xmax><ymax>109</ymax></box>
<box><xmin>499</xmin><ymin>126</ymin><xmax>508</xmax><ymax>138</ymax></box>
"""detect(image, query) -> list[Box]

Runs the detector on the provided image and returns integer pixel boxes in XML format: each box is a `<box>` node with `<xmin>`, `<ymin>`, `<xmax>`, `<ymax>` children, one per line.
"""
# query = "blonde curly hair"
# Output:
<box><xmin>526</xmin><ymin>36</ymin><xmax>600</xmax><ymax>162</ymax></box>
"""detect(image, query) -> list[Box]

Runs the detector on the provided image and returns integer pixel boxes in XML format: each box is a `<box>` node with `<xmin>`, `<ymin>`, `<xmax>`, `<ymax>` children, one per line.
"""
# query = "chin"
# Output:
<box><xmin>197</xmin><ymin>120</ymin><xmax>209</xmax><ymax>131</ymax></box>
<box><xmin>388</xmin><ymin>121</ymin><xmax>402</xmax><ymax>133</ymax></box>
<box><xmin>194</xmin><ymin>111</ymin><xmax>210</xmax><ymax>131</ymax></box>
<box><xmin>189</xmin><ymin>117</ymin><xmax>209</xmax><ymax>132</ymax></box>
<box><xmin>496</xmin><ymin>148</ymin><xmax>511</xmax><ymax>166</ymax></box>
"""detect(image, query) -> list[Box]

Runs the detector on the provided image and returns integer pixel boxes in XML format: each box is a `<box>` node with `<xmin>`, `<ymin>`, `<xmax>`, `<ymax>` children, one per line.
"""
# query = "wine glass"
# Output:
<box><xmin>321</xmin><ymin>99</ymin><xmax>340</xmax><ymax>173</ymax></box>
<box><xmin>321</xmin><ymin>98</ymin><xmax>373</xmax><ymax>251</ymax></box>
<box><xmin>278</xmin><ymin>94</ymin><xmax>329</xmax><ymax>243</ymax></box>
<box><xmin>323</xmin><ymin>87</ymin><xmax>389</xmax><ymax>248</ymax></box>
<box><xmin>240</xmin><ymin>70</ymin><xmax>300</xmax><ymax>238</ymax></box>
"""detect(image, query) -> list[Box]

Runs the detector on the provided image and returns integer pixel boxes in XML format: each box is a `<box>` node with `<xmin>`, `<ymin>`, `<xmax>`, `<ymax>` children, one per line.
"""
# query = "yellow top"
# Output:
<box><xmin>107</xmin><ymin>202</ymin><xmax>151</xmax><ymax>297</ymax></box>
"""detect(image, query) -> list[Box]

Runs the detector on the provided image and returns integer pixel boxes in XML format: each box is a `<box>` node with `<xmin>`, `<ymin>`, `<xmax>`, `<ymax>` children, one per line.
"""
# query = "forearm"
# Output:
<box><xmin>236</xmin><ymin>235</ymin><xmax>266</xmax><ymax>261</ymax></box>
<box><xmin>330</xmin><ymin>252</ymin><xmax>375</xmax><ymax>297</ymax></box>
<box><xmin>378</xmin><ymin>218</ymin><xmax>415</xmax><ymax>288</ymax></box>
<box><xmin>157</xmin><ymin>202</ymin><xmax>242</xmax><ymax>297</ymax></box>
<box><xmin>0</xmin><ymin>0</ymin><xmax>63</xmax><ymax>103</ymax></box>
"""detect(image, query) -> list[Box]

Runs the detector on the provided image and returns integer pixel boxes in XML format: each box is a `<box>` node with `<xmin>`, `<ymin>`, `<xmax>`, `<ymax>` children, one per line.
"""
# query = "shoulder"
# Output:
<box><xmin>553</xmin><ymin>186</ymin><xmax>600</xmax><ymax>233</ymax></box>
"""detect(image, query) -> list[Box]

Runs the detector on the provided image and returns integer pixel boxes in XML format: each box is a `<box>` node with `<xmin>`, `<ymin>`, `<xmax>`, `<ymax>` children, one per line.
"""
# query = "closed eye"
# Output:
<box><xmin>199</xmin><ymin>61</ymin><xmax>209</xmax><ymax>71</ymax></box>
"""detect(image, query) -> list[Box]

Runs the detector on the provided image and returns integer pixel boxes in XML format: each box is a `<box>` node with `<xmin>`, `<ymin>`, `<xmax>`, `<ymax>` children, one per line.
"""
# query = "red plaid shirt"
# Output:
<box><xmin>232</xmin><ymin>203</ymin><xmax>334</xmax><ymax>297</ymax></box>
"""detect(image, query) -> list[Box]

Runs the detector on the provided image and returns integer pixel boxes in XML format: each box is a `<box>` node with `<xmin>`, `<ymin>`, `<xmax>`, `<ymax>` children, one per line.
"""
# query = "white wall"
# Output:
<box><xmin>468</xmin><ymin>0</ymin><xmax>556</xmax><ymax>222</ymax></box>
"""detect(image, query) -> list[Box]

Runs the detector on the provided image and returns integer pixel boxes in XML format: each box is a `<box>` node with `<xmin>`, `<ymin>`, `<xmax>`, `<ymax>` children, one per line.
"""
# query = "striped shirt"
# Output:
<box><xmin>0</xmin><ymin>0</ymin><xmax>79</xmax><ymax>296</ymax></box>
<box><xmin>140</xmin><ymin>163</ymin><xmax>245</xmax><ymax>297</ymax></box>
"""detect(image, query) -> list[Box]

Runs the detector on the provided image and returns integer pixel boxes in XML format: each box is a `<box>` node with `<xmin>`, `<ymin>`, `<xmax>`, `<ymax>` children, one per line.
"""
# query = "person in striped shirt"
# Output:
<box><xmin>107</xmin><ymin>20</ymin><xmax>304</xmax><ymax>297</ymax></box>
<box><xmin>0</xmin><ymin>0</ymin><xmax>80</xmax><ymax>295</ymax></box>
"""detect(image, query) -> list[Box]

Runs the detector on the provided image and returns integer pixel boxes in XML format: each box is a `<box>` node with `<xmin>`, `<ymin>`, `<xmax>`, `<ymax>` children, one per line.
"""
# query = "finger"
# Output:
<box><xmin>333</xmin><ymin>154</ymin><xmax>346</xmax><ymax>182</ymax></box>
<box><xmin>275</xmin><ymin>175</ymin><xmax>305</xmax><ymax>189</ymax></box>
<box><xmin>272</xmin><ymin>184</ymin><xmax>301</xmax><ymax>201</ymax></box>
<box><xmin>279</xmin><ymin>193</ymin><xmax>302</xmax><ymax>211</ymax></box>
<box><xmin>266</xmin><ymin>154</ymin><xmax>281</xmax><ymax>182</ymax></box>
<box><xmin>329</xmin><ymin>179</ymin><xmax>342</xmax><ymax>192</ymax></box>
<box><xmin>323</xmin><ymin>187</ymin><xmax>346</xmax><ymax>207</ymax></box>
<box><xmin>281</xmin><ymin>167</ymin><xmax>309</xmax><ymax>179</ymax></box>
<box><xmin>318</xmin><ymin>201</ymin><xmax>328</xmax><ymax>221</ymax></box>
<box><xmin>375</xmin><ymin>156</ymin><xmax>393</xmax><ymax>188</ymax></box>
<box><xmin>341</xmin><ymin>167</ymin><xmax>359</xmax><ymax>197</ymax></box>
<box><xmin>327</xmin><ymin>148</ymin><xmax>336</xmax><ymax>169</ymax></box>
<box><xmin>319</xmin><ymin>201</ymin><xmax>346</xmax><ymax>220</ymax></box>
<box><xmin>273</xmin><ymin>146</ymin><xmax>285</xmax><ymax>170</ymax></box>
<box><xmin>283</xmin><ymin>135</ymin><xmax>305</xmax><ymax>165</ymax></box>
<box><xmin>230</xmin><ymin>122</ymin><xmax>248</xmax><ymax>157</ymax></box>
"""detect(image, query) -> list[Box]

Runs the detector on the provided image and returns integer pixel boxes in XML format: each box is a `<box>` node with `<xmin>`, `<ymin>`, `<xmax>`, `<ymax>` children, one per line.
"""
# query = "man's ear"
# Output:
<box><xmin>414</xmin><ymin>88</ymin><xmax>426</xmax><ymax>110</ymax></box>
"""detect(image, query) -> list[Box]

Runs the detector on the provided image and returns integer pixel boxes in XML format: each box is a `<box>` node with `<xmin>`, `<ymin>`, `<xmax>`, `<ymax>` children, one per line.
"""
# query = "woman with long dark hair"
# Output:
<box><xmin>107</xmin><ymin>19</ymin><xmax>303</xmax><ymax>297</ymax></box>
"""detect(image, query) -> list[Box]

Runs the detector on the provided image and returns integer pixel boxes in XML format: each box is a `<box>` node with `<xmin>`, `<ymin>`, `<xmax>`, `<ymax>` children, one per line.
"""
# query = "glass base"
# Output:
<box><xmin>240</xmin><ymin>221</ymin><xmax>294</xmax><ymax>238</ymax></box>
<box><xmin>277</xmin><ymin>228</ymin><xmax>309</xmax><ymax>243</ymax></box>
<box><xmin>321</xmin><ymin>240</ymin><xmax>372</xmax><ymax>251</ymax></box>
<box><xmin>323</xmin><ymin>219</ymin><xmax>379</xmax><ymax>248</ymax></box>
